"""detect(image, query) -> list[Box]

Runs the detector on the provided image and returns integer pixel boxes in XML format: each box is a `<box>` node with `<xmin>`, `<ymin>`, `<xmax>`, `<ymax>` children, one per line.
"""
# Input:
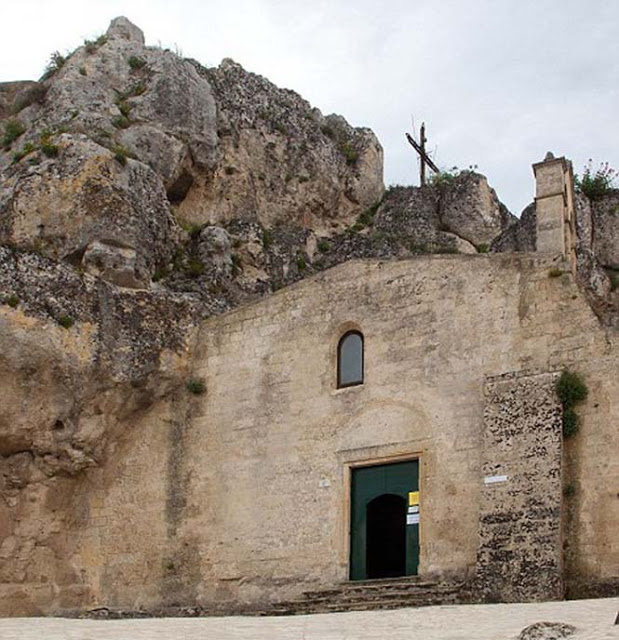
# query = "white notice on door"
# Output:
<box><xmin>407</xmin><ymin>513</ymin><xmax>420</xmax><ymax>525</ymax></box>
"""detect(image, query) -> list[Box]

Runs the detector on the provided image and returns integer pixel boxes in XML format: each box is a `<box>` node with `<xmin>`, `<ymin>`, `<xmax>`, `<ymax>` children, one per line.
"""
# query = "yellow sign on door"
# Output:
<box><xmin>408</xmin><ymin>491</ymin><xmax>420</xmax><ymax>506</ymax></box>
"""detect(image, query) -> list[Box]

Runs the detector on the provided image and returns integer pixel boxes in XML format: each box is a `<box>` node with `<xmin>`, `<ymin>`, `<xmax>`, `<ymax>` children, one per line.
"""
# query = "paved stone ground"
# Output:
<box><xmin>1</xmin><ymin>598</ymin><xmax>618</xmax><ymax>640</ymax></box>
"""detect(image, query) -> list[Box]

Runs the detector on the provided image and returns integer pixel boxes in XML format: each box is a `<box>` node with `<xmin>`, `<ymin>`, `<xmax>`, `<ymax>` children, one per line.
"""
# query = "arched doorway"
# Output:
<box><xmin>349</xmin><ymin>460</ymin><xmax>419</xmax><ymax>580</ymax></box>
<box><xmin>366</xmin><ymin>493</ymin><xmax>406</xmax><ymax>579</ymax></box>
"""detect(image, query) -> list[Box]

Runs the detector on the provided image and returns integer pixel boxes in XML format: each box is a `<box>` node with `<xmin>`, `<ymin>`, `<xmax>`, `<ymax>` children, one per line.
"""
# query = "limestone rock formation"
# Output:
<box><xmin>0</xmin><ymin>81</ymin><xmax>38</xmax><ymax>120</ymax></box>
<box><xmin>0</xmin><ymin>14</ymin><xmax>520</xmax><ymax>305</ymax></box>
<box><xmin>198</xmin><ymin>226</ymin><xmax>233</xmax><ymax>275</ymax></box>
<box><xmin>0</xmin><ymin>16</ymin><xmax>388</xmax><ymax>291</ymax></box>
<box><xmin>0</xmin><ymin>15</ymin><xmax>393</xmax><ymax>504</ymax></box>
<box><xmin>439</xmin><ymin>171</ymin><xmax>515</xmax><ymax>246</ymax></box>
<box><xmin>0</xmin><ymin>135</ymin><xmax>176</xmax><ymax>287</ymax></box>
<box><xmin>490</xmin><ymin>202</ymin><xmax>536</xmax><ymax>253</ymax></box>
<box><xmin>184</xmin><ymin>59</ymin><xmax>384</xmax><ymax>231</ymax></box>
<box><xmin>517</xmin><ymin>622</ymin><xmax>577</xmax><ymax>640</ymax></box>
<box><xmin>372</xmin><ymin>172</ymin><xmax>515</xmax><ymax>254</ymax></box>
<box><xmin>0</xmin><ymin>242</ymin><xmax>198</xmax><ymax>479</ymax></box>
<box><xmin>591</xmin><ymin>191</ymin><xmax>619</xmax><ymax>269</ymax></box>
<box><xmin>492</xmin><ymin>189</ymin><xmax>619</xmax><ymax>322</ymax></box>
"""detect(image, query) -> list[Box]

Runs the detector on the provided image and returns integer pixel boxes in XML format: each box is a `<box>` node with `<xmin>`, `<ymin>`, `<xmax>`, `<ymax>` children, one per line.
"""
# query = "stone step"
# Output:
<box><xmin>305</xmin><ymin>577</ymin><xmax>438</xmax><ymax>595</ymax></box>
<box><xmin>301</xmin><ymin>584</ymin><xmax>440</xmax><ymax>602</ymax></box>
<box><xmin>302</xmin><ymin>588</ymin><xmax>344</xmax><ymax>600</ymax></box>
<box><xmin>273</xmin><ymin>580</ymin><xmax>468</xmax><ymax>616</ymax></box>
<box><xmin>340</xmin><ymin>582</ymin><xmax>456</xmax><ymax>595</ymax></box>
<box><xmin>275</xmin><ymin>595</ymin><xmax>460</xmax><ymax>616</ymax></box>
<box><xmin>339</xmin><ymin>589</ymin><xmax>460</xmax><ymax>603</ymax></box>
<box><xmin>300</xmin><ymin>587</ymin><xmax>460</xmax><ymax>607</ymax></box>
<box><xmin>338</xmin><ymin>579</ymin><xmax>440</xmax><ymax>592</ymax></box>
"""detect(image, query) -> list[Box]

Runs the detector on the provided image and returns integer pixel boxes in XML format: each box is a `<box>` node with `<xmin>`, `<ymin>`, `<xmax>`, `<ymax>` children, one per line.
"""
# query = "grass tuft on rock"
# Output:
<box><xmin>2</xmin><ymin>119</ymin><xmax>26</xmax><ymax>148</ymax></box>
<box><xmin>112</xmin><ymin>145</ymin><xmax>130</xmax><ymax>166</ymax></box>
<box><xmin>57</xmin><ymin>315</ymin><xmax>74</xmax><ymax>329</ymax></box>
<box><xmin>186</xmin><ymin>379</ymin><xmax>206</xmax><ymax>395</ymax></box>
<box><xmin>128</xmin><ymin>55</ymin><xmax>147</xmax><ymax>70</ymax></box>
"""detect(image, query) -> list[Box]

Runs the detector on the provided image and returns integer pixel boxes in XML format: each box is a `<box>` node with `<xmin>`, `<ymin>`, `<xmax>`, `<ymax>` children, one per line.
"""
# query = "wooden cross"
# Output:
<box><xmin>406</xmin><ymin>123</ymin><xmax>440</xmax><ymax>186</ymax></box>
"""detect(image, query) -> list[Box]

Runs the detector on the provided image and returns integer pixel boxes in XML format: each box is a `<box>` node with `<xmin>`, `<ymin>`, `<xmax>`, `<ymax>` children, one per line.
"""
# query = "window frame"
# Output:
<box><xmin>337</xmin><ymin>330</ymin><xmax>364</xmax><ymax>389</ymax></box>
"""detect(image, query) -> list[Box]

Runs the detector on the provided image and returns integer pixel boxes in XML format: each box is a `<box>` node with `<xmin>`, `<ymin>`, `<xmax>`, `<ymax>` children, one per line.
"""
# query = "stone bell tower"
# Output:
<box><xmin>532</xmin><ymin>152</ymin><xmax>577</xmax><ymax>273</ymax></box>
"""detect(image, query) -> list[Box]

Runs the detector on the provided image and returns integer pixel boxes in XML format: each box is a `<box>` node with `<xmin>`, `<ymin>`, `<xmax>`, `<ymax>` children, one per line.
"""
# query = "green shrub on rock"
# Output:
<box><xmin>556</xmin><ymin>370</ymin><xmax>588</xmax><ymax>438</ymax></box>
<box><xmin>12</xmin><ymin>142</ymin><xmax>36</xmax><ymax>163</ymax></box>
<box><xmin>186</xmin><ymin>379</ymin><xmax>206</xmax><ymax>395</ymax></box>
<box><xmin>2</xmin><ymin>120</ymin><xmax>26</xmax><ymax>148</ymax></box>
<box><xmin>562</xmin><ymin>408</ymin><xmax>580</xmax><ymax>437</ymax></box>
<box><xmin>556</xmin><ymin>370</ymin><xmax>588</xmax><ymax>408</ymax></box>
<box><xmin>112</xmin><ymin>145</ymin><xmax>130</xmax><ymax>165</ymax></box>
<box><xmin>13</xmin><ymin>83</ymin><xmax>48</xmax><ymax>113</ymax></box>
<box><xmin>41</xmin><ymin>51</ymin><xmax>67</xmax><ymax>80</ymax></box>
<box><xmin>128</xmin><ymin>55</ymin><xmax>146</xmax><ymax>70</ymax></box>
<box><xmin>57</xmin><ymin>315</ymin><xmax>74</xmax><ymax>329</ymax></box>
<box><xmin>575</xmin><ymin>161</ymin><xmax>616</xmax><ymax>200</ymax></box>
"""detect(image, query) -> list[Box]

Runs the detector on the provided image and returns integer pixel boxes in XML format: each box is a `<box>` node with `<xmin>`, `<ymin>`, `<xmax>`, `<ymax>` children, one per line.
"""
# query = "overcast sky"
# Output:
<box><xmin>1</xmin><ymin>1</ymin><xmax>617</xmax><ymax>215</ymax></box>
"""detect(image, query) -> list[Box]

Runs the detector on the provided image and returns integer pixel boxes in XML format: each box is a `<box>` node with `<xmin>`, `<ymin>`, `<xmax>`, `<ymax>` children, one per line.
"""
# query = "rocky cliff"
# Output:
<box><xmin>0</xmin><ymin>17</ymin><xmax>384</xmax><ymax>287</ymax></box>
<box><xmin>0</xmin><ymin>17</ymin><xmax>518</xmax><ymax>293</ymax></box>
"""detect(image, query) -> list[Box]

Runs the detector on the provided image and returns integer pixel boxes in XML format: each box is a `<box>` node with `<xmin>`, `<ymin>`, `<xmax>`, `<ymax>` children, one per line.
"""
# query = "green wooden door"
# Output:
<box><xmin>350</xmin><ymin>460</ymin><xmax>419</xmax><ymax>580</ymax></box>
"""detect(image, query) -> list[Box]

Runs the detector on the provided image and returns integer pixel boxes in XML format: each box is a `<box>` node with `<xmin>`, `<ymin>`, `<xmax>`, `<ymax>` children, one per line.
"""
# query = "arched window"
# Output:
<box><xmin>337</xmin><ymin>331</ymin><xmax>364</xmax><ymax>388</ymax></box>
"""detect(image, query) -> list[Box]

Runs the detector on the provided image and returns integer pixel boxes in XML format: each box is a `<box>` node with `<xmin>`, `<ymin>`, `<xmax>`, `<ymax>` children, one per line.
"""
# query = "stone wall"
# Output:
<box><xmin>476</xmin><ymin>372</ymin><xmax>563</xmax><ymax>602</ymax></box>
<box><xmin>1</xmin><ymin>253</ymin><xmax>618</xmax><ymax>615</ymax></box>
<box><xmin>168</xmin><ymin>254</ymin><xmax>614</xmax><ymax>609</ymax></box>
<box><xmin>562</xmin><ymin>350</ymin><xmax>619</xmax><ymax>598</ymax></box>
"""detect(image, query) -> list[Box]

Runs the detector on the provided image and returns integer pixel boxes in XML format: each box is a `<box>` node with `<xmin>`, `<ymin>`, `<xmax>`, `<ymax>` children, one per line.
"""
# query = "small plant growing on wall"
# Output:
<box><xmin>555</xmin><ymin>370</ymin><xmax>588</xmax><ymax>437</ymax></box>
<box><xmin>57</xmin><ymin>315</ymin><xmax>74</xmax><ymax>329</ymax></box>
<box><xmin>186</xmin><ymin>379</ymin><xmax>206</xmax><ymax>395</ymax></box>
<box><xmin>262</xmin><ymin>229</ymin><xmax>272</xmax><ymax>249</ymax></box>
<box><xmin>563</xmin><ymin>484</ymin><xmax>576</xmax><ymax>498</ymax></box>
